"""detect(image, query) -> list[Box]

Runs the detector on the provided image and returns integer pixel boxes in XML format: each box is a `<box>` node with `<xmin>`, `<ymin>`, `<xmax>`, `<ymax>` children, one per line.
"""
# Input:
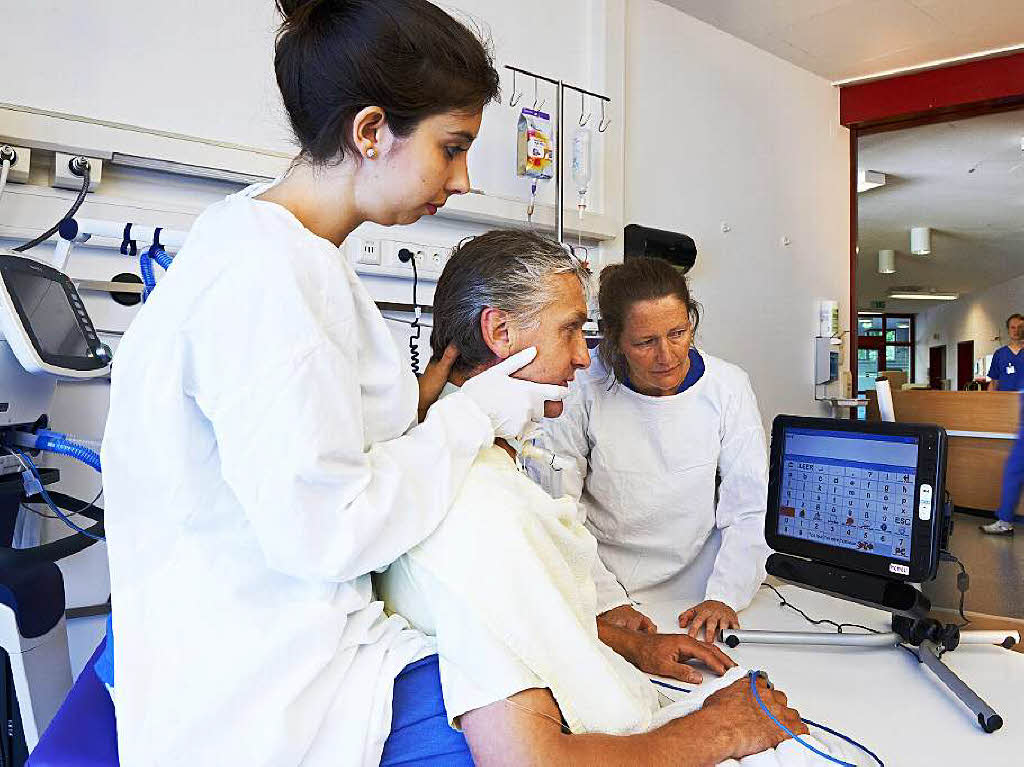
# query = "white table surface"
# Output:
<box><xmin>642</xmin><ymin>585</ymin><xmax>1024</xmax><ymax>766</ymax></box>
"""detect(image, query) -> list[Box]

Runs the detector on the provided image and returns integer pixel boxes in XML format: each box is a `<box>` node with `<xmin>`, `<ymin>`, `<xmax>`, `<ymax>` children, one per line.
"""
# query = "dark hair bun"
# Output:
<box><xmin>275</xmin><ymin>0</ymin><xmax>332</xmax><ymax>24</ymax></box>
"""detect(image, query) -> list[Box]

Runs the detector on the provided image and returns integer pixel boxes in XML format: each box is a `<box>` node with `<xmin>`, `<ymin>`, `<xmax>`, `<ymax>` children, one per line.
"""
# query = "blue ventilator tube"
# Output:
<box><xmin>8</xmin><ymin>429</ymin><xmax>102</xmax><ymax>472</ymax></box>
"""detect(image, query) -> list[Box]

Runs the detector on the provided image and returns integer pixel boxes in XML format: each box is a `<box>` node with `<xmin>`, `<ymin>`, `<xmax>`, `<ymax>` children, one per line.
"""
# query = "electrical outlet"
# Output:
<box><xmin>346</xmin><ymin>237</ymin><xmax>451</xmax><ymax>281</ymax></box>
<box><xmin>381</xmin><ymin>240</ymin><xmax>452</xmax><ymax>278</ymax></box>
<box><xmin>51</xmin><ymin>152</ymin><xmax>103</xmax><ymax>191</ymax></box>
<box><xmin>358</xmin><ymin>238</ymin><xmax>380</xmax><ymax>265</ymax></box>
<box><xmin>0</xmin><ymin>145</ymin><xmax>31</xmax><ymax>184</ymax></box>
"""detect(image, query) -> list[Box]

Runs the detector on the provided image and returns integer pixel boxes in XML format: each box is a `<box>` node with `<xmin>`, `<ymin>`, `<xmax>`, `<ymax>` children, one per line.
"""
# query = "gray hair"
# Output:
<box><xmin>430</xmin><ymin>229</ymin><xmax>591</xmax><ymax>373</ymax></box>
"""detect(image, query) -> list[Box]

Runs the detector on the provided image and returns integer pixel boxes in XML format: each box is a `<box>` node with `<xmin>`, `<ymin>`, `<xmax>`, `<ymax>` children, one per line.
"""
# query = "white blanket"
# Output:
<box><xmin>408</xmin><ymin>446</ymin><xmax>860</xmax><ymax>764</ymax></box>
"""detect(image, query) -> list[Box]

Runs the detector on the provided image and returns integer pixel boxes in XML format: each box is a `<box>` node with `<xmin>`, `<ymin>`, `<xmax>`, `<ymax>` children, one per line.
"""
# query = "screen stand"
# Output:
<box><xmin>721</xmin><ymin>554</ymin><xmax>1012</xmax><ymax>734</ymax></box>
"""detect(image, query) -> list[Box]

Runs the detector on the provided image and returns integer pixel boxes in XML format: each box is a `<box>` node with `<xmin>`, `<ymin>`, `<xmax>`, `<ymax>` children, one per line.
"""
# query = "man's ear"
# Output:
<box><xmin>479</xmin><ymin>307</ymin><xmax>513</xmax><ymax>359</ymax></box>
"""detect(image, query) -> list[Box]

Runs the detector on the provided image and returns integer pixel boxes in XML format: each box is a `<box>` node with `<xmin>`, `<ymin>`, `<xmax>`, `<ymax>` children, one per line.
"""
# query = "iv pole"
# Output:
<box><xmin>504</xmin><ymin>65</ymin><xmax>610</xmax><ymax>245</ymax></box>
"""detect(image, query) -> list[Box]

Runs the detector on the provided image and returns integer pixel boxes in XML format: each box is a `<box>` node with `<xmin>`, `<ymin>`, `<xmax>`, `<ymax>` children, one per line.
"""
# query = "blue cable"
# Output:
<box><xmin>748</xmin><ymin>670</ymin><xmax>876</xmax><ymax>767</ymax></box>
<box><xmin>649</xmin><ymin>678</ymin><xmax>691</xmax><ymax>694</ymax></box>
<box><xmin>13</xmin><ymin>448</ymin><xmax>105</xmax><ymax>542</ymax></box>
<box><xmin>802</xmin><ymin>717</ymin><xmax>884</xmax><ymax>767</ymax></box>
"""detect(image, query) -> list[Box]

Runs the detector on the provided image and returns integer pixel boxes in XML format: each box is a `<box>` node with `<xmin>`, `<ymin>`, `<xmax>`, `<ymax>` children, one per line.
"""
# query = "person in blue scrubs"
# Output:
<box><xmin>986</xmin><ymin>314</ymin><xmax>1024</xmax><ymax>393</ymax></box>
<box><xmin>981</xmin><ymin>313</ymin><xmax>1024</xmax><ymax>535</ymax></box>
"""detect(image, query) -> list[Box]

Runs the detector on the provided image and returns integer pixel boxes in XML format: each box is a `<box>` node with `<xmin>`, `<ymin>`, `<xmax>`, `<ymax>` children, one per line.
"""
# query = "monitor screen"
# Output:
<box><xmin>776</xmin><ymin>427</ymin><xmax>919</xmax><ymax>562</ymax></box>
<box><xmin>4</xmin><ymin>268</ymin><xmax>90</xmax><ymax>358</ymax></box>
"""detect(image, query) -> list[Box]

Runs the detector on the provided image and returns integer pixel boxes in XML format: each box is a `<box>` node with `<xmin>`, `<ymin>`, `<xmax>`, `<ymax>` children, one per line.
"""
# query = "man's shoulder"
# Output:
<box><xmin>459</xmin><ymin>447</ymin><xmax>547</xmax><ymax>508</ymax></box>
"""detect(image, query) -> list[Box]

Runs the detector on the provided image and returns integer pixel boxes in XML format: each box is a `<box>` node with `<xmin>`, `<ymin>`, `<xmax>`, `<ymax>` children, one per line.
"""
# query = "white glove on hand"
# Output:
<box><xmin>461</xmin><ymin>347</ymin><xmax>569</xmax><ymax>439</ymax></box>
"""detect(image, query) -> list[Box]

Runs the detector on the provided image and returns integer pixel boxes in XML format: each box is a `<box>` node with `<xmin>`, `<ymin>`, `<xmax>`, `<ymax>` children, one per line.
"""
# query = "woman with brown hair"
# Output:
<box><xmin>537</xmin><ymin>256</ymin><xmax>772</xmax><ymax>645</ymax></box>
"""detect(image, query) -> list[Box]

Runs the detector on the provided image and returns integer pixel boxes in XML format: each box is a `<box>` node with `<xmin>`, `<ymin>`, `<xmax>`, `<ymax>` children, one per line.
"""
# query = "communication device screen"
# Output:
<box><xmin>5</xmin><ymin>269</ymin><xmax>90</xmax><ymax>358</ymax></box>
<box><xmin>777</xmin><ymin>428</ymin><xmax>919</xmax><ymax>562</ymax></box>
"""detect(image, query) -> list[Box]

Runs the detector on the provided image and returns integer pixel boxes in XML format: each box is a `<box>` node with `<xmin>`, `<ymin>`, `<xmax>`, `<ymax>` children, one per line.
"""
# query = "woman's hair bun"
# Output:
<box><xmin>275</xmin><ymin>0</ymin><xmax>336</xmax><ymax>25</ymax></box>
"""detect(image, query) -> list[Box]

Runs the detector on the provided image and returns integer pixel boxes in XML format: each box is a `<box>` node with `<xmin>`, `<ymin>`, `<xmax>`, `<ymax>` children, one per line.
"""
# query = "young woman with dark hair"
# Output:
<box><xmin>99</xmin><ymin>3</ymin><xmax>567</xmax><ymax>765</ymax></box>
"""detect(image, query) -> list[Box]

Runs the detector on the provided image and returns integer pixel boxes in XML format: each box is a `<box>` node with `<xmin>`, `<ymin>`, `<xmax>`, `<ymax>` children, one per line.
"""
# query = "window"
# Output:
<box><xmin>856</xmin><ymin>313</ymin><xmax>915</xmax><ymax>418</ymax></box>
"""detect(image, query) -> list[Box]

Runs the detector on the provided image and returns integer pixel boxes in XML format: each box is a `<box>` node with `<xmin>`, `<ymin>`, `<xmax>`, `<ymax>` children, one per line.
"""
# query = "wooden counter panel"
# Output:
<box><xmin>946</xmin><ymin>437</ymin><xmax>1024</xmax><ymax>514</ymax></box>
<box><xmin>866</xmin><ymin>390</ymin><xmax>1020</xmax><ymax>433</ymax></box>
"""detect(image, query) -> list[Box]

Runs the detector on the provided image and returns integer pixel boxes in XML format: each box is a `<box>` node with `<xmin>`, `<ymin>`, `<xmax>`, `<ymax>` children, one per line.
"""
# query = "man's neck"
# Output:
<box><xmin>448</xmin><ymin>367</ymin><xmax>516</xmax><ymax>460</ymax></box>
<box><xmin>1009</xmin><ymin>341</ymin><xmax>1024</xmax><ymax>353</ymax></box>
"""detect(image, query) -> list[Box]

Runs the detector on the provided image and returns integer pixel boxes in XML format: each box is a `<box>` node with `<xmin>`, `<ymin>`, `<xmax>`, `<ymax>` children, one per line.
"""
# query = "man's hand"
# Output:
<box><xmin>598</xmin><ymin>620</ymin><xmax>736</xmax><ymax>684</ymax></box>
<box><xmin>417</xmin><ymin>344</ymin><xmax>459</xmax><ymax>422</ymax></box>
<box><xmin>678</xmin><ymin>599</ymin><xmax>740</xmax><ymax>642</ymax></box>
<box><xmin>703</xmin><ymin>675</ymin><xmax>809</xmax><ymax>759</ymax></box>
<box><xmin>598</xmin><ymin>604</ymin><xmax>657</xmax><ymax>634</ymax></box>
<box><xmin>632</xmin><ymin>633</ymin><xmax>736</xmax><ymax>683</ymax></box>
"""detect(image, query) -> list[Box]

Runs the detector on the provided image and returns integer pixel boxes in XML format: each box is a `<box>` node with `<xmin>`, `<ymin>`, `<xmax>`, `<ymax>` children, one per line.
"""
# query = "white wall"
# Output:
<box><xmin>1</xmin><ymin>0</ymin><xmax>621</xmax><ymax>221</ymax></box>
<box><xmin>622</xmin><ymin>0</ymin><xmax>850</xmax><ymax>430</ymax></box>
<box><xmin>914</xmin><ymin>272</ymin><xmax>1024</xmax><ymax>384</ymax></box>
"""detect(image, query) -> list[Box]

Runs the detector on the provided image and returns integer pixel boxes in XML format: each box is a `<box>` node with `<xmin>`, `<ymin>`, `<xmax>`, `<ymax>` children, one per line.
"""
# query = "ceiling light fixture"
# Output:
<box><xmin>888</xmin><ymin>291</ymin><xmax>958</xmax><ymax>301</ymax></box>
<box><xmin>910</xmin><ymin>227</ymin><xmax>931</xmax><ymax>255</ymax></box>
<box><xmin>878</xmin><ymin>249</ymin><xmax>895</xmax><ymax>274</ymax></box>
<box><xmin>857</xmin><ymin>170</ymin><xmax>886</xmax><ymax>193</ymax></box>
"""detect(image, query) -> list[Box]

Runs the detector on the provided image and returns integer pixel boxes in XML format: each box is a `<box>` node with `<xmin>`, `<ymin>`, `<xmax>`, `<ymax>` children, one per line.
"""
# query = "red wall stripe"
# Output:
<box><xmin>840</xmin><ymin>51</ymin><xmax>1024</xmax><ymax>126</ymax></box>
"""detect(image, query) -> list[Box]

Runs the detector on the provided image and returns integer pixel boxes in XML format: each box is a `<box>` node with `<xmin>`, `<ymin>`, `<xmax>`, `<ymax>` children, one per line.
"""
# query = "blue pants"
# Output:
<box><xmin>380</xmin><ymin>655</ymin><xmax>475</xmax><ymax>766</ymax></box>
<box><xmin>997</xmin><ymin>401</ymin><xmax>1024</xmax><ymax>523</ymax></box>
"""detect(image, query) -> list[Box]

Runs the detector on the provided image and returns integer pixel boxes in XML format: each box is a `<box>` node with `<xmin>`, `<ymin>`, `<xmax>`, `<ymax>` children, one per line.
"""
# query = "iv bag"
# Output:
<box><xmin>517</xmin><ymin>108</ymin><xmax>553</xmax><ymax>181</ymax></box>
<box><xmin>572</xmin><ymin>127</ymin><xmax>592</xmax><ymax>197</ymax></box>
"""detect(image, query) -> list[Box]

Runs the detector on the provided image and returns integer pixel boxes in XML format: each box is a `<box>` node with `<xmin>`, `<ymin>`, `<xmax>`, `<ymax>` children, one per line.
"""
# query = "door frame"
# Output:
<box><xmin>840</xmin><ymin>52</ymin><xmax>1024</xmax><ymax>395</ymax></box>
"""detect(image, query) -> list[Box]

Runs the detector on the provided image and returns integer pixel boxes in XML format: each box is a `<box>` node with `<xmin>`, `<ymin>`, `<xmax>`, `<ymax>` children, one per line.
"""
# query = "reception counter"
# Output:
<box><xmin>866</xmin><ymin>390</ymin><xmax>1022</xmax><ymax>515</ymax></box>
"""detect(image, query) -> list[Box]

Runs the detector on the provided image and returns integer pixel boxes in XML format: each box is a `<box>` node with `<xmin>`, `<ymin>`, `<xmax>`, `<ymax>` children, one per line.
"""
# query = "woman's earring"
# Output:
<box><xmin>366</xmin><ymin>147</ymin><xmax>377</xmax><ymax>159</ymax></box>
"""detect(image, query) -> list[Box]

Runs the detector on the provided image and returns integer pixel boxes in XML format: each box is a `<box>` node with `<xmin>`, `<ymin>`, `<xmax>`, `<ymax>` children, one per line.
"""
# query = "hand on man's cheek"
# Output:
<box><xmin>507</xmin><ymin>338</ymin><xmax>564</xmax><ymax>419</ymax></box>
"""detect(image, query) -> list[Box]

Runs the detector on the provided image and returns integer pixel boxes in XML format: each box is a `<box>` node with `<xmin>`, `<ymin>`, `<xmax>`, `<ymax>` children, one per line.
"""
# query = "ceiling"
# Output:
<box><xmin>658</xmin><ymin>0</ymin><xmax>1024</xmax><ymax>82</ymax></box>
<box><xmin>856</xmin><ymin>109</ymin><xmax>1024</xmax><ymax>311</ymax></box>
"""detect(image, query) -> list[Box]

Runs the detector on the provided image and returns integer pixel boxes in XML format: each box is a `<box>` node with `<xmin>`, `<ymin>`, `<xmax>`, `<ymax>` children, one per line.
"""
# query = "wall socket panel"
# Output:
<box><xmin>51</xmin><ymin>152</ymin><xmax>103</xmax><ymax>191</ymax></box>
<box><xmin>346</xmin><ymin>237</ymin><xmax>452</xmax><ymax>281</ymax></box>
<box><xmin>1</xmin><ymin>145</ymin><xmax>31</xmax><ymax>184</ymax></box>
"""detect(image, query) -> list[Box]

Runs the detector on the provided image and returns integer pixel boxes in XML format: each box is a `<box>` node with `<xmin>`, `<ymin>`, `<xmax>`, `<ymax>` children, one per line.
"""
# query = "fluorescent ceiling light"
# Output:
<box><xmin>857</xmin><ymin>170</ymin><xmax>886</xmax><ymax>193</ymax></box>
<box><xmin>888</xmin><ymin>292</ymin><xmax>958</xmax><ymax>301</ymax></box>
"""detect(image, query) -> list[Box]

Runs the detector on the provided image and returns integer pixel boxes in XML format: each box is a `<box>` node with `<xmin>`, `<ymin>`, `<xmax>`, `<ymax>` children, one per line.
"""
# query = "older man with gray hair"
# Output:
<box><xmin>376</xmin><ymin>229</ymin><xmax>812</xmax><ymax>766</ymax></box>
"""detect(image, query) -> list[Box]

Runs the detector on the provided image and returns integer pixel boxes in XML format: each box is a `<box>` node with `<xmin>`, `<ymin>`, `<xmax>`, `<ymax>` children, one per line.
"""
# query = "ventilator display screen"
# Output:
<box><xmin>4</xmin><ymin>269</ymin><xmax>90</xmax><ymax>358</ymax></box>
<box><xmin>776</xmin><ymin>428</ymin><xmax>919</xmax><ymax>562</ymax></box>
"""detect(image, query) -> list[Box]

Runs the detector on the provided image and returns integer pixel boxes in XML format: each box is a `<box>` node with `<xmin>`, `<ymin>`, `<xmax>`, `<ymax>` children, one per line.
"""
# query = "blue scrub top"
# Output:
<box><xmin>624</xmin><ymin>347</ymin><xmax>705</xmax><ymax>394</ymax></box>
<box><xmin>988</xmin><ymin>346</ymin><xmax>1024</xmax><ymax>391</ymax></box>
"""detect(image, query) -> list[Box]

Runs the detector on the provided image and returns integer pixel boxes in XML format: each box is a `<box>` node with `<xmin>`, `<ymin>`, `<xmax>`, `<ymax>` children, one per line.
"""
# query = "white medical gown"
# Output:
<box><xmin>101</xmin><ymin>184</ymin><xmax>492</xmax><ymax>766</ymax></box>
<box><xmin>536</xmin><ymin>353</ymin><xmax>771</xmax><ymax>611</ymax></box>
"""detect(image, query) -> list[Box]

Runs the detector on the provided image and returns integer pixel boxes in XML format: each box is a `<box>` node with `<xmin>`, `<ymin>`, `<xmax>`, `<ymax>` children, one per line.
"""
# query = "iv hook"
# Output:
<box><xmin>510</xmin><ymin>70</ymin><xmax>522</xmax><ymax>107</ymax></box>
<box><xmin>598</xmin><ymin>100</ymin><xmax>611</xmax><ymax>133</ymax></box>
<box><xmin>579</xmin><ymin>91</ymin><xmax>591</xmax><ymax>127</ymax></box>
